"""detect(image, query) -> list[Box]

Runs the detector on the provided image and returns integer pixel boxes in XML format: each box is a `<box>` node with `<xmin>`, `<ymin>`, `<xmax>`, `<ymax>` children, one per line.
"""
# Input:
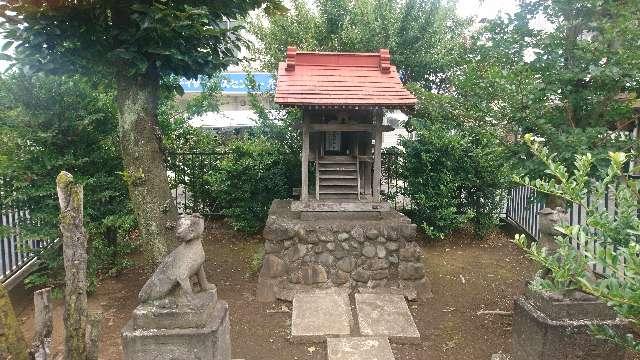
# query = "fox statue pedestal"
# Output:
<box><xmin>121</xmin><ymin>289</ymin><xmax>230</xmax><ymax>360</ymax></box>
<box><xmin>512</xmin><ymin>288</ymin><xmax>626</xmax><ymax>360</ymax></box>
<box><xmin>121</xmin><ymin>214</ymin><xmax>231</xmax><ymax>360</ymax></box>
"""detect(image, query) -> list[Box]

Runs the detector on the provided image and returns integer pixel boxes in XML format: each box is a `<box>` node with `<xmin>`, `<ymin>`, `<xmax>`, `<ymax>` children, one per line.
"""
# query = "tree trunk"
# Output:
<box><xmin>115</xmin><ymin>68</ymin><xmax>178</xmax><ymax>264</ymax></box>
<box><xmin>0</xmin><ymin>282</ymin><xmax>28</xmax><ymax>360</ymax></box>
<box><xmin>57</xmin><ymin>171</ymin><xmax>88</xmax><ymax>360</ymax></box>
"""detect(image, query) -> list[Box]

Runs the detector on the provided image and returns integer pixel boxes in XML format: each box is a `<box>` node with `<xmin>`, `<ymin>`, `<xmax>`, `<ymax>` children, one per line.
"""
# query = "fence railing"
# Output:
<box><xmin>166</xmin><ymin>151</ymin><xmax>220</xmax><ymax>215</ymax></box>
<box><xmin>167</xmin><ymin>149</ymin><xmax>410</xmax><ymax>213</ymax></box>
<box><xmin>1</xmin><ymin>209</ymin><xmax>49</xmax><ymax>282</ymax></box>
<box><xmin>504</xmin><ymin>186</ymin><xmax>545</xmax><ymax>241</ymax></box>
<box><xmin>504</xmin><ymin>185</ymin><xmax>635</xmax><ymax>276</ymax></box>
<box><xmin>381</xmin><ymin>148</ymin><xmax>409</xmax><ymax>211</ymax></box>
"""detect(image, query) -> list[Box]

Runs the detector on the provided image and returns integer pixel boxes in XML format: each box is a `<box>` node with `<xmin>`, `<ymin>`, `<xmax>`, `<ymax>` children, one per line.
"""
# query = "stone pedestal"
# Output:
<box><xmin>512</xmin><ymin>289</ymin><xmax>626</xmax><ymax>360</ymax></box>
<box><xmin>121</xmin><ymin>289</ymin><xmax>231</xmax><ymax>360</ymax></box>
<box><xmin>257</xmin><ymin>200</ymin><xmax>430</xmax><ymax>302</ymax></box>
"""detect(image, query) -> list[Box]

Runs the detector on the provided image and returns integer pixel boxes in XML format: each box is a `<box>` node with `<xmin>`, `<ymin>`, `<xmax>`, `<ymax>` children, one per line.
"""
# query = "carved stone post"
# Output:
<box><xmin>537</xmin><ymin>207</ymin><xmax>568</xmax><ymax>253</ymax></box>
<box><xmin>30</xmin><ymin>287</ymin><xmax>53</xmax><ymax>360</ymax></box>
<box><xmin>85</xmin><ymin>311</ymin><xmax>103</xmax><ymax>360</ymax></box>
<box><xmin>57</xmin><ymin>171</ymin><xmax>88</xmax><ymax>360</ymax></box>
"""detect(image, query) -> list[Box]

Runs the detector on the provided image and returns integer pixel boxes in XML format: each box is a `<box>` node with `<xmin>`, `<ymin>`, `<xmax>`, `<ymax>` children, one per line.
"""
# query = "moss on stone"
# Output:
<box><xmin>56</xmin><ymin>170</ymin><xmax>73</xmax><ymax>188</ymax></box>
<box><xmin>0</xmin><ymin>283</ymin><xmax>28</xmax><ymax>360</ymax></box>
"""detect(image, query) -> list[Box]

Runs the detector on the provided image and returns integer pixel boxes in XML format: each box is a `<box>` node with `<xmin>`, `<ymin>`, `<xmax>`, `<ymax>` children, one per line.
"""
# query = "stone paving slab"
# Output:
<box><xmin>327</xmin><ymin>337</ymin><xmax>395</xmax><ymax>360</ymax></box>
<box><xmin>291</xmin><ymin>289</ymin><xmax>352</xmax><ymax>343</ymax></box>
<box><xmin>355</xmin><ymin>293</ymin><xmax>420</xmax><ymax>344</ymax></box>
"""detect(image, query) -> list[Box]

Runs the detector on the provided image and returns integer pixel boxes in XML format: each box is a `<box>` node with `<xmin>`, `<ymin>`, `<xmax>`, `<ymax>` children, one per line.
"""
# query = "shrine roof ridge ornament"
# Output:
<box><xmin>275</xmin><ymin>47</ymin><xmax>416</xmax><ymax>110</ymax></box>
<box><xmin>284</xmin><ymin>47</ymin><xmax>391</xmax><ymax>73</ymax></box>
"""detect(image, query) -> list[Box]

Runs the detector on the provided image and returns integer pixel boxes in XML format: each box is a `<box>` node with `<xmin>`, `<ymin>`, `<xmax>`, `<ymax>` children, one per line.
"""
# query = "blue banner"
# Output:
<box><xmin>180</xmin><ymin>73</ymin><xmax>275</xmax><ymax>94</ymax></box>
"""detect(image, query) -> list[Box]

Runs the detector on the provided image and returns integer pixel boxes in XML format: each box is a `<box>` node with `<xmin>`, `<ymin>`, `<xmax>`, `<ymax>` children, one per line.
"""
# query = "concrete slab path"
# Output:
<box><xmin>290</xmin><ymin>291</ymin><xmax>422</xmax><ymax>359</ymax></box>
<box><xmin>327</xmin><ymin>337</ymin><xmax>394</xmax><ymax>360</ymax></box>
<box><xmin>291</xmin><ymin>289</ymin><xmax>352</xmax><ymax>343</ymax></box>
<box><xmin>355</xmin><ymin>293</ymin><xmax>420</xmax><ymax>344</ymax></box>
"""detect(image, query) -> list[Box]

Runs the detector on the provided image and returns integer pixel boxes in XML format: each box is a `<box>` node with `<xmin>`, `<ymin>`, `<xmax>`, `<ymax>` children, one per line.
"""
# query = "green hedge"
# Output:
<box><xmin>208</xmin><ymin>136</ymin><xmax>298</xmax><ymax>233</ymax></box>
<box><xmin>0</xmin><ymin>73</ymin><xmax>136</xmax><ymax>291</ymax></box>
<box><xmin>399</xmin><ymin>86</ymin><xmax>513</xmax><ymax>238</ymax></box>
<box><xmin>400</xmin><ymin>122</ymin><xmax>511</xmax><ymax>238</ymax></box>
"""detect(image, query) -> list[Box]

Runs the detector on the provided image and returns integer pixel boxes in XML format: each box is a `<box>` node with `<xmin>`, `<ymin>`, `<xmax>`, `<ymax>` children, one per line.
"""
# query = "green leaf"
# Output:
<box><xmin>1</xmin><ymin>40</ymin><xmax>14</xmax><ymax>52</ymax></box>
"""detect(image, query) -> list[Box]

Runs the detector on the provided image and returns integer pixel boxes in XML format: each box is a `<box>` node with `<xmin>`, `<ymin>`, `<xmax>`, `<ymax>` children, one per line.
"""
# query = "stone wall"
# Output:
<box><xmin>257</xmin><ymin>200</ymin><xmax>430</xmax><ymax>302</ymax></box>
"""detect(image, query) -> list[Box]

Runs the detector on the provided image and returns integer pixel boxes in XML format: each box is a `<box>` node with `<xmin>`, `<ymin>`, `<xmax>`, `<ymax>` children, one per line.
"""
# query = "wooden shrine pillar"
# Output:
<box><xmin>372</xmin><ymin>110</ymin><xmax>383</xmax><ymax>202</ymax></box>
<box><xmin>301</xmin><ymin>113</ymin><xmax>310</xmax><ymax>201</ymax></box>
<box><xmin>363</xmin><ymin>142</ymin><xmax>372</xmax><ymax>196</ymax></box>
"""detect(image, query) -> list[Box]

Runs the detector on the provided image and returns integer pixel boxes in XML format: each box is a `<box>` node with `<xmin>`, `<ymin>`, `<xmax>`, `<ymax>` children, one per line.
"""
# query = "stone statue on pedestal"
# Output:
<box><xmin>121</xmin><ymin>214</ymin><xmax>231</xmax><ymax>360</ymax></box>
<box><xmin>138</xmin><ymin>213</ymin><xmax>215</xmax><ymax>303</ymax></box>
<box><xmin>537</xmin><ymin>207</ymin><xmax>596</xmax><ymax>300</ymax></box>
<box><xmin>538</xmin><ymin>207</ymin><xmax>568</xmax><ymax>253</ymax></box>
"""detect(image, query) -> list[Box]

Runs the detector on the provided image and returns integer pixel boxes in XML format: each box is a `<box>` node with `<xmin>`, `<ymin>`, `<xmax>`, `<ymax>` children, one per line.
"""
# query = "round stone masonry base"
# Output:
<box><xmin>257</xmin><ymin>200</ymin><xmax>431</xmax><ymax>302</ymax></box>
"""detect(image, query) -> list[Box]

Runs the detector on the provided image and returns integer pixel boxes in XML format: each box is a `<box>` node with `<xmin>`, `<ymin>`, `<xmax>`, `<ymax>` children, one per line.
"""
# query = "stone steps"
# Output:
<box><xmin>319</xmin><ymin>186</ymin><xmax>359</xmax><ymax>194</ymax></box>
<box><xmin>320</xmin><ymin>178</ymin><xmax>359</xmax><ymax>186</ymax></box>
<box><xmin>290</xmin><ymin>290</ymin><xmax>420</xmax><ymax>359</ymax></box>
<box><xmin>318</xmin><ymin>174</ymin><xmax>358</xmax><ymax>179</ymax></box>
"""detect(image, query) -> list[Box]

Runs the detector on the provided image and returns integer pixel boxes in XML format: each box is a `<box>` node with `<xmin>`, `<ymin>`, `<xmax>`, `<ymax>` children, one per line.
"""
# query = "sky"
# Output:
<box><xmin>456</xmin><ymin>0</ymin><xmax>518</xmax><ymax>19</ymax></box>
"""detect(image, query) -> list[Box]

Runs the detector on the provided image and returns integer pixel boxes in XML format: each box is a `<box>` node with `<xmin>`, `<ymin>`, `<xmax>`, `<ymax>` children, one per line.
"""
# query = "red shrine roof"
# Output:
<box><xmin>274</xmin><ymin>47</ymin><xmax>416</xmax><ymax>109</ymax></box>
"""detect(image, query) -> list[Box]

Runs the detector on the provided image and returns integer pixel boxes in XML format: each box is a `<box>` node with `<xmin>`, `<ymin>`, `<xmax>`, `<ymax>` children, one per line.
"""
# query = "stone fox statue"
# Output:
<box><xmin>138</xmin><ymin>213</ymin><xmax>214</xmax><ymax>303</ymax></box>
<box><xmin>538</xmin><ymin>207</ymin><xmax>568</xmax><ymax>253</ymax></box>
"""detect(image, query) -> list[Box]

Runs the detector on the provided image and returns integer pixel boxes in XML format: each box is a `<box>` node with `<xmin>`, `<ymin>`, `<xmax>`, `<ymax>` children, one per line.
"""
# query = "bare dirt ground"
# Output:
<box><xmin>10</xmin><ymin>220</ymin><xmax>630</xmax><ymax>359</ymax></box>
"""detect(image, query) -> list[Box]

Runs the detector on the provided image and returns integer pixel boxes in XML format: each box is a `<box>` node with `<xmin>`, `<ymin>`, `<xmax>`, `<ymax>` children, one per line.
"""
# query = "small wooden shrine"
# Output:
<box><xmin>275</xmin><ymin>47</ymin><xmax>416</xmax><ymax>212</ymax></box>
<box><xmin>258</xmin><ymin>50</ymin><xmax>425</xmax><ymax>300</ymax></box>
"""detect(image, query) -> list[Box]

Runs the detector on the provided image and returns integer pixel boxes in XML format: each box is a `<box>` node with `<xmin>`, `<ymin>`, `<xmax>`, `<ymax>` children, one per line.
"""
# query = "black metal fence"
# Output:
<box><xmin>381</xmin><ymin>147</ymin><xmax>409</xmax><ymax>211</ymax></box>
<box><xmin>504</xmin><ymin>186</ymin><xmax>545</xmax><ymax>240</ymax></box>
<box><xmin>167</xmin><ymin>149</ymin><xmax>410</xmax><ymax>213</ymax></box>
<box><xmin>166</xmin><ymin>151</ymin><xmax>220</xmax><ymax>215</ymax></box>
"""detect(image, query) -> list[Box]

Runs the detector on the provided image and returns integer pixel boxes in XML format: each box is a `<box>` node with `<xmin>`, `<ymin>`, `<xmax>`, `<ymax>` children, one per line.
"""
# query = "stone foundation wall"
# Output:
<box><xmin>257</xmin><ymin>200</ymin><xmax>430</xmax><ymax>302</ymax></box>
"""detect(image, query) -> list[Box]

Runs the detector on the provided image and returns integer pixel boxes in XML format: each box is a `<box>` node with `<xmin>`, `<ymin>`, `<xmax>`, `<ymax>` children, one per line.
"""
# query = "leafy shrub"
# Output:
<box><xmin>400</xmin><ymin>89</ymin><xmax>512</xmax><ymax>238</ymax></box>
<box><xmin>24</xmin><ymin>212</ymin><xmax>138</xmax><ymax>293</ymax></box>
<box><xmin>514</xmin><ymin>134</ymin><xmax>640</xmax><ymax>352</ymax></box>
<box><xmin>0</xmin><ymin>73</ymin><xmax>135</xmax><ymax>290</ymax></box>
<box><xmin>206</xmin><ymin>77</ymin><xmax>301</xmax><ymax>233</ymax></box>
<box><xmin>208</xmin><ymin>137</ymin><xmax>297</xmax><ymax>233</ymax></box>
